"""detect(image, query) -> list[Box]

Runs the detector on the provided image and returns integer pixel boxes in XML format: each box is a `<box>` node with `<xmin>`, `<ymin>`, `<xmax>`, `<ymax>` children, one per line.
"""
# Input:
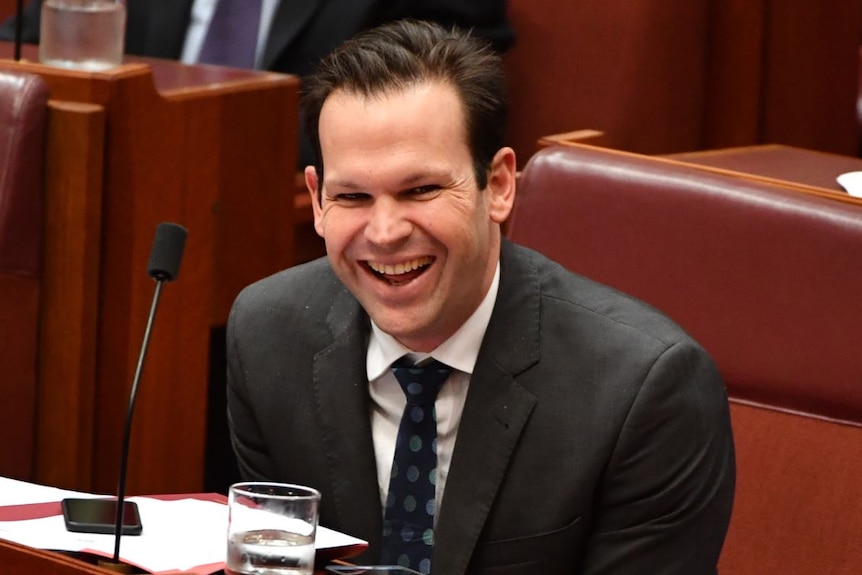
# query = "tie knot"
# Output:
<box><xmin>391</xmin><ymin>358</ymin><xmax>452</xmax><ymax>406</ymax></box>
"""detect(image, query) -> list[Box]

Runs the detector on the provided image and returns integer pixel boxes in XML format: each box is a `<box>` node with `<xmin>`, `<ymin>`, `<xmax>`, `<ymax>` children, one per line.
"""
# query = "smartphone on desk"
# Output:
<box><xmin>61</xmin><ymin>498</ymin><xmax>143</xmax><ymax>536</ymax></box>
<box><xmin>325</xmin><ymin>566</ymin><xmax>422</xmax><ymax>574</ymax></box>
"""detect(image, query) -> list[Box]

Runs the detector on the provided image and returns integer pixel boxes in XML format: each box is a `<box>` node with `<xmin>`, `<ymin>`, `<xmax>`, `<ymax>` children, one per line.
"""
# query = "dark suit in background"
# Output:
<box><xmin>0</xmin><ymin>0</ymin><xmax>511</xmax><ymax>165</ymax></box>
<box><xmin>1</xmin><ymin>0</ymin><xmax>513</xmax><ymax>75</ymax></box>
<box><xmin>227</xmin><ymin>240</ymin><xmax>736</xmax><ymax>574</ymax></box>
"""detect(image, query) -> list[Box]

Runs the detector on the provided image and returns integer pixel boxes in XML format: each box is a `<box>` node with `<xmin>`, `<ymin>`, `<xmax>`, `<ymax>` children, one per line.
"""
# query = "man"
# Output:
<box><xmin>226</xmin><ymin>19</ymin><xmax>735</xmax><ymax>575</ymax></box>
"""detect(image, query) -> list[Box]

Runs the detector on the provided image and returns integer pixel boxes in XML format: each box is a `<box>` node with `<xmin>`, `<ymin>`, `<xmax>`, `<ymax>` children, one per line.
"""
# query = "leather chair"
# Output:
<box><xmin>508</xmin><ymin>144</ymin><xmax>862</xmax><ymax>573</ymax></box>
<box><xmin>0</xmin><ymin>69</ymin><xmax>48</xmax><ymax>481</ymax></box>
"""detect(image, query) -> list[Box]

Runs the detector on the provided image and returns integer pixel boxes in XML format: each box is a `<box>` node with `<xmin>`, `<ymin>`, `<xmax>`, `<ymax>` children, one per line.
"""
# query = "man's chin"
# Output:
<box><xmin>366</xmin><ymin>311</ymin><xmax>437</xmax><ymax>351</ymax></box>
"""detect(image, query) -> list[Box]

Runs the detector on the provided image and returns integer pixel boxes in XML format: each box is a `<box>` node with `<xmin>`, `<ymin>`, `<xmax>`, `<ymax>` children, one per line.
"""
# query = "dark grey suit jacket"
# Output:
<box><xmin>226</xmin><ymin>240</ymin><xmax>735</xmax><ymax>574</ymax></box>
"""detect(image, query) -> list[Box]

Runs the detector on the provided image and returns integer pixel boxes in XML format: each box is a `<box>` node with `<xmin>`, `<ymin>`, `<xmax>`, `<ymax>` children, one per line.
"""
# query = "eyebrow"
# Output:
<box><xmin>325</xmin><ymin>170</ymin><xmax>450</xmax><ymax>191</ymax></box>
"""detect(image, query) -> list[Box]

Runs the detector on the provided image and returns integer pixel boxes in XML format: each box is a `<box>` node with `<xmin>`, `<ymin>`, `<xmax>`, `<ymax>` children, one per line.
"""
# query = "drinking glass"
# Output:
<box><xmin>227</xmin><ymin>482</ymin><xmax>321</xmax><ymax>575</ymax></box>
<box><xmin>39</xmin><ymin>0</ymin><xmax>126</xmax><ymax>71</ymax></box>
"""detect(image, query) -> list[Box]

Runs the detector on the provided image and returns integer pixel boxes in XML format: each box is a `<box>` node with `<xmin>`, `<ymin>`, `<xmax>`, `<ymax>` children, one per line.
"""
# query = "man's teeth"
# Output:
<box><xmin>368</xmin><ymin>256</ymin><xmax>433</xmax><ymax>276</ymax></box>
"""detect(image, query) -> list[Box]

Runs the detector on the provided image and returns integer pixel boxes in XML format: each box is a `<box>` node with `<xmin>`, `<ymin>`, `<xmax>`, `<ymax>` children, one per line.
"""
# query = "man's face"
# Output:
<box><xmin>306</xmin><ymin>80</ymin><xmax>516</xmax><ymax>352</ymax></box>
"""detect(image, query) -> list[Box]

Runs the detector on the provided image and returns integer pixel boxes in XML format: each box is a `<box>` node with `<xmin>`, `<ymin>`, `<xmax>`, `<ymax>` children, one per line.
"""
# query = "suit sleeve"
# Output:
<box><xmin>582</xmin><ymin>340</ymin><xmax>736</xmax><ymax>574</ymax></box>
<box><xmin>226</xmin><ymin>294</ymin><xmax>277</xmax><ymax>482</ymax></box>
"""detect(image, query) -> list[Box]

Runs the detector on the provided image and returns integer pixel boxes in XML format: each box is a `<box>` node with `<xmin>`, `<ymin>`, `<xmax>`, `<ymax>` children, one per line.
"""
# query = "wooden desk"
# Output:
<box><xmin>0</xmin><ymin>44</ymin><xmax>300</xmax><ymax>496</ymax></box>
<box><xmin>537</xmin><ymin>133</ymin><xmax>862</xmax><ymax>208</ymax></box>
<box><xmin>0</xmin><ymin>538</ymin><xmax>117</xmax><ymax>575</ymax></box>
<box><xmin>664</xmin><ymin>144</ymin><xmax>862</xmax><ymax>206</ymax></box>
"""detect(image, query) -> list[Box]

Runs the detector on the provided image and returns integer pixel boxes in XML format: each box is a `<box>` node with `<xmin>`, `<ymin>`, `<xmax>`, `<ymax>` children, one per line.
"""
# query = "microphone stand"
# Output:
<box><xmin>60</xmin><ymin>222</ymin><xmax>186</xmax><ymax>573</ymax></box>
<box><xmin>14</xmin><ymin>0</ymin><xmax>22</xmax><ymax>61</ymax></box>
<box><xmin>108</xmin><ymin>277</ymin><xmax>166</xmax><ymax>567</ymax></box>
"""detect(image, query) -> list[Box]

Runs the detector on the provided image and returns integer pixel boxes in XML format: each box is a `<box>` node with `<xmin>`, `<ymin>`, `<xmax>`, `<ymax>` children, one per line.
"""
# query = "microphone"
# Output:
<box><xmin>60</xmin><ymin>222</ymin><xmax>188</xmax><ymax>571</ymax></box>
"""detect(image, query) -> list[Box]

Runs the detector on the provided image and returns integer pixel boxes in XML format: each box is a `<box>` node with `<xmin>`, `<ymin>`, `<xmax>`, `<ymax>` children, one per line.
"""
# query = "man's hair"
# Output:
<box><xmin>302</xmin><ymin>19</ymin><xmax>507</xmax><ymax>190</ymax></box>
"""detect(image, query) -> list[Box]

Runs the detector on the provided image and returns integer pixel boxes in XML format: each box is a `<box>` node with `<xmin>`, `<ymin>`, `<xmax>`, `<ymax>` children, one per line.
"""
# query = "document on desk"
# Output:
<box><xmin>0</xmin><ymin>476</ymin><xmax>367</xmax><ymax>574</ymax></box>
<box><xmin>837</xmin><ymin>171</ymin><xmax>862</xmax><ymax>198</ymax></box>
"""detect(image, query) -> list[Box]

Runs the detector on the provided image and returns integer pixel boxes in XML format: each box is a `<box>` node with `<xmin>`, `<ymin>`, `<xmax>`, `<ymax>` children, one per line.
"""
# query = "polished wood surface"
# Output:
<box><xmin>0</xmin><ymin>0</ymin><xmax>15</xmax><ymax>20</ymax></box>
<box><xmin>664</xmin><ymin>144</ymin><xmax>862</xmax><ymax>206</ymax></box>
<box><xmin>0</xmin><ymin>538</ymin><xmax>119</xmax><ymax>575</ymax></box>
<box><xmin>666</xmin><ymin>144</ymin><xmax>862</xmax><ymax>191</ymax></box>
<box><xmin>704</xmin><ymin>0</ymin><xmax>862</xmax><ymax>155</ymax></box>
<box><xmin>537</xmin><ymin>130</ymin><xmax>862</xmax><ymax>208</ymax></box>
<box><xmin>0</xmin><ymin>43</ymin><xmax>300</xmax><ymax>497</ymax></box>
<box><xmin>37</xmin><ymin>100</ymin><xmax>105</xmax><ymax>489</ymax></box>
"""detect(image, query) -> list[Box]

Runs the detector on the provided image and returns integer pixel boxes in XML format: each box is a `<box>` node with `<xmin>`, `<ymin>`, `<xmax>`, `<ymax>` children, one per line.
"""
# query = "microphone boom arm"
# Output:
<box><xmin>112</xmin><ymin>278</ymin><xmax>165</xmax><ymax>563</ymax></box>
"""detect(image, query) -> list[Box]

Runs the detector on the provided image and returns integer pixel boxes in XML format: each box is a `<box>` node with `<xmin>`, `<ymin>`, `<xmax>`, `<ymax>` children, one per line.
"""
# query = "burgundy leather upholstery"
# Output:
<box><xmin>510</xmin><ymin>144</ymin><xmax>862</xmax><ymax>422</ymax></box>
<box><xmin>508</xmin><ymin>144</ymin><xmax>862</xmax><ymax>572</ymax></box>
<box><xmin>0</xmin><ymin>69</ymin><xmax>48</xmax><ymax>480</ymax></box>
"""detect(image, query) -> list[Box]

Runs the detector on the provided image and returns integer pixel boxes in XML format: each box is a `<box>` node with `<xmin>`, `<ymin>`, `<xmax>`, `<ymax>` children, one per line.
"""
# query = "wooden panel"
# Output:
<box><xmin>504</xmin><ymin>0</ymin><xmax>710</xmax><ymax>166</ymax></box>
<box><xmin>762</xmin><ymin>0</ymin><xmax>862</xmax><ymax>155</ymax></box>
<box><xmin>0</xmin><ymin>275</ymin><xmax>39</xmax><ymax>480</ymax></box>
<box><xmin>721</xmin><ymin>401</ymin><xmax>862</xmax><ymax>574</ymax></box>
<box><xmin>0</xmin><ymin>0</ymin><xmax>16</xmax><ymax>20</ymax></box>
<box><xmin>705</xmin><ymin>0</ymin><xmax>862</xmax><ymax>155</ymax></box>
<box><xmin>666</xmin><ymin>144</ymin><xmax>862</xmax><ymax>200</ymax></box>
<box><xmin>0</xmin><ymin>47</ymin><xmax>300</xmax><ymax>496</ymax></box>
<box><xmin>162</xmin><ymin>77</ymin><xmax>298</xmax><ymax>323</ymax></box>
<box><xmin>703</xmin><ymin>0</ymin><xmax>767</xmax><ymax>148</ymax></box>
<box><xmin>0</xmin><ymin>539</ymin><xmax>117</xmax><ymax>575</ymax></box>
<box><xmin>36</xmin><ymin>99</ymin><xmax>105</xmax><ymax>491</ymax></box>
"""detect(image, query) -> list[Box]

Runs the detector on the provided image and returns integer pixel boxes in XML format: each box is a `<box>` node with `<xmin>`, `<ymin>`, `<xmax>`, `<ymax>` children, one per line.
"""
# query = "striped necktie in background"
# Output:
<box><xmin>197</xmin><ymin>0</ymin><xmax>263</xmax><ymax>68</ymax></box>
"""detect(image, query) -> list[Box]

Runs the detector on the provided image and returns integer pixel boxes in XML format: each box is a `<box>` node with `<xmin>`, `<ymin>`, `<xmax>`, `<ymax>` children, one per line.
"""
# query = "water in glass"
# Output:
<box><xmin>226</xmin><ymin>528</ymin><xmax>315</xmax><ymax>575</ymax></box>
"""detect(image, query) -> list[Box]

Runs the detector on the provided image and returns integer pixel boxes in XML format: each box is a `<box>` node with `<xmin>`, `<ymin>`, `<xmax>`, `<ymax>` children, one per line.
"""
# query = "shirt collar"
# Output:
<box><xmin>367</xmin><ymin>260</ymin><xmax>501</xmax><ymax>380</ymax></box>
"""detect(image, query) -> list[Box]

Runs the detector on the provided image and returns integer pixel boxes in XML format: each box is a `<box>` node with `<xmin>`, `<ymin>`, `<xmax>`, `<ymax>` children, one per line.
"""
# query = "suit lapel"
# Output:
<box><xmin>260</xmin><ymin>0</ymin><xmax>327</xmax><ymax>70</ymax></box>
<box><xmin>432</xmin><ymin>241</ymin><xmax>542</xmax><ymax>574</ymax></box>
<box><xmin>312</xmin><ymin>286</ymin><xmax>383</xmax><ymax>555</ymax></box>
<box><xmin>309</xmin><ymin>241</ymin><xmax>543</xmax><ymax>569</ymax></box>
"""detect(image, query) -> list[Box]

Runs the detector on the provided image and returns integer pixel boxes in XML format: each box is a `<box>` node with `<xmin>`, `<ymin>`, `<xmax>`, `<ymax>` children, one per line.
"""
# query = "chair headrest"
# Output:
<box><xmin>0</xmin><ymin>70</ymin><xmax>48</xmax><ymax>277</ymax></box>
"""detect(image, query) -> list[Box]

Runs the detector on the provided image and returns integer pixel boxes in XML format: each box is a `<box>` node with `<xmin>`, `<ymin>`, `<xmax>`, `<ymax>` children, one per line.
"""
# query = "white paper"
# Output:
<box><xmin>836</xmin><ymin>171</ymin><xmax>862</xmax><ymax>198</ymax></box>
<box><xmin>0</xmin><ymin>497</ymin><xmax>228</xmax><ymax>572</ymax></box>
<box><xmin>0</xmin><ymin>477</ymin><xmax>367</xmax><ymax>574</ymax></box>
<box><xmin>0</xmin><ymin>476</ymin><xmax>100</xmax><ymax>506</ymax></box>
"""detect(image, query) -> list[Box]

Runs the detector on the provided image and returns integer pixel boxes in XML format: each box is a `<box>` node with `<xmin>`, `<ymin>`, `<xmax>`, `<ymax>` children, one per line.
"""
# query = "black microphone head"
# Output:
<box><xmin>147</xmin><ymin>222</ymin><xmax>188</xmax><ymax>282</ymax></box>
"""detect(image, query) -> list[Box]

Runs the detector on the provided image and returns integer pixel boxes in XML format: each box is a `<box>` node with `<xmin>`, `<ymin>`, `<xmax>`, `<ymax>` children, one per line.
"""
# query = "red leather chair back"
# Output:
<box><xmin>509</xmin><ymin>144</ymin><xmax>862</xmax><ymax>420</ymax></box>
<box><xmin>0</xmin><ymin>69</ymin><xmax>48</xmax><ymax>480</ymax></box>
<box><xmin>508</xmin><ymin>144</ymin><xmax>862</xmax><ymax>573</ymax></box>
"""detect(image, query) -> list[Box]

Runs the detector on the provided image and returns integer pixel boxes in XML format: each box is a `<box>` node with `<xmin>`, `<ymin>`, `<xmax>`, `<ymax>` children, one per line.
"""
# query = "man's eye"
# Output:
<box><xmin>406</xmin><ymin>185</ymin><xmax>440</xmax><ymax>196</ymax></box>
<box><xmin>333</xmin><ymin>192</ymin><xmax>370</xmax><ymax>202</ymax></box>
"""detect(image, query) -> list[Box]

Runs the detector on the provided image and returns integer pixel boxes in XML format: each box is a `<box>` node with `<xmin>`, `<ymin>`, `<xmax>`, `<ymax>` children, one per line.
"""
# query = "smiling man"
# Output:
<box><xmin>226</xmin><ymin>19</ymin><xmax>735</xmax><ymax>575</ymax></box>
<box><xmin>306</xmin><ymin>77</ymin><xmax>512</xmax><ymax>353</ymax></box>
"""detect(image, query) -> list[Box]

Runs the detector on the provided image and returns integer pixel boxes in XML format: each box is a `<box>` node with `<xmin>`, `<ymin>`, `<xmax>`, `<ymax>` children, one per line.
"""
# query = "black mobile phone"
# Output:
<box><xmin>61</xmin><ymin>498</ymin><xmax>143</xmax><ymax>536</ymax></box>
<box><xmin>325</xmin><ymin>567</ymin><xmax>422</xmax><ymax>575</ymax></box>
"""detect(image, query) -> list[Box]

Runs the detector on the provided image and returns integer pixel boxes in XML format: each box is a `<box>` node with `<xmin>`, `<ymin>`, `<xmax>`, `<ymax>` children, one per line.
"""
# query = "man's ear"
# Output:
<box><xmin>305</xmin><ymin>166</ymin><xmax>324</xmax><ymax>237</ymax></box>
<box><xmin>486</xmin><ymin>147</ymin><xmax>517</xmax><ymax>224</ymax></box>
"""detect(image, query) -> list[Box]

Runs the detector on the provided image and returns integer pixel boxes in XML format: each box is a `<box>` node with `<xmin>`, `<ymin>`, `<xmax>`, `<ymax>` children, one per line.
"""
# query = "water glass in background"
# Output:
<box><xmin>227</xmin><ymin>482</ymin><xmax>322</xmax><ymax>575</ymax></box>
<box><xmin>39</xmin><ymin>0</ymin><xmax>126</xmax><ymax>71</ymax></box>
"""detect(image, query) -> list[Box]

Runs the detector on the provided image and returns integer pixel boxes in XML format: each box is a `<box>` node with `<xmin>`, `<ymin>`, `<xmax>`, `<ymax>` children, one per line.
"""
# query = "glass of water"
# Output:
<box><xmin>39</xmin><ymin>0</ymin><xmax>126</xmax><ymax>71</ymax></box>
<box><xmin>227</xmin><ymin>482</ymin><xmax>321</xmax><ymax>575</ymax></box>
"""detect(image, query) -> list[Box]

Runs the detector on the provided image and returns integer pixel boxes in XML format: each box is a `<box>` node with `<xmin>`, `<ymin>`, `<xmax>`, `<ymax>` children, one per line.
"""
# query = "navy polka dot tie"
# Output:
<box><xmin>381</xmin><ymin>357</ymin><xmax>452</xmax><ymax>574</ymax></box>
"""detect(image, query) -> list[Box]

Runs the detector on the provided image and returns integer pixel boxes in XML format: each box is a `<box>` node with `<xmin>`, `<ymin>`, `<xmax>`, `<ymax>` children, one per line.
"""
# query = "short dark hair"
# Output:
<box><xmin>302</xmin><ymin>19</ymin><xmax>507</xmax><ymax>191</ymax></box>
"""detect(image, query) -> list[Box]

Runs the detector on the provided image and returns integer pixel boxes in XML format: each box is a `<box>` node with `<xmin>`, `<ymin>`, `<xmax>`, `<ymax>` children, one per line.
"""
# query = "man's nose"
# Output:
<box><xmin>364</xmin><ymin>197</ymin><xmax>412</xmax><ymax>246</ymax></box>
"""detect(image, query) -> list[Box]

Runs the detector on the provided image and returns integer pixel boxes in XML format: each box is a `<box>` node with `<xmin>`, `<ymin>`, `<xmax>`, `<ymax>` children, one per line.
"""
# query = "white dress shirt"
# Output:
<box><xmin>180</xmin><ymin>0</ymin><xmax>280</xmax><ymax>68</ymax></box>
<box><xmin>366</xmin><ymin>262</ymin><xmax>500</xmax><ymax>518</ymax></box>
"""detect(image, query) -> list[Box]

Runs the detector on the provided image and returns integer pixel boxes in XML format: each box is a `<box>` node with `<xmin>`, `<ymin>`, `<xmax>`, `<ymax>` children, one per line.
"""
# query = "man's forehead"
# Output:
<box><xmin>323</xmin><ymin>79</ymin><xmax>460</xmax><ymax>111</ymax></box>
